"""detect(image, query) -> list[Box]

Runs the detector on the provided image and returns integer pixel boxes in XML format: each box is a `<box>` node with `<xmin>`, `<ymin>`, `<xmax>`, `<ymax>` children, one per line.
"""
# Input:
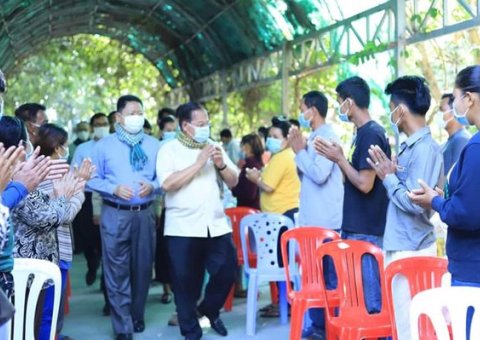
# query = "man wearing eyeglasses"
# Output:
<box><xmin>157</xmin><ymin>102</ymin><xmax>238</xmax><ymax>340</ymax></box>
<box><xmin>88</xmin><ymin>95</ymin><xmax>160</xmax><ymax>340</ymax></box>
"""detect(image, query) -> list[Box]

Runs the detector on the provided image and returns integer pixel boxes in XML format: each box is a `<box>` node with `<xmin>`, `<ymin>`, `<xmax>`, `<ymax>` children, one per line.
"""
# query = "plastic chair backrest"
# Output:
<box><xmin>410</xmin><ymin>286</ymin><xmax>480</xmax><ymax>340</ymax></box>
<box><xmin>281</xmin><ymin>227</ymin><xmax>340</xmax><ymax>297</ymax></box>
<box><xmin>316</xmin><ymin>239</ymin><xmax>388</xmax><ymax>320</ymax></box>
<box><xmin>225</xmin><ymin>207</ymin><xmax>260</xmax><ymax>264</ymax></box>
<box><xmin>240</xmin><ymin>212</ymin><xmax>294</xmax><ymax>275</ymax></box>
<box><xmin>11</xmin><ymin>258</ymin><xmax>62</xmax><ymax>340</ymax></box>
<box><xmin>385</xmin><ymin>256</ymin><xmax>448</xmax><ymax>340</ymax></box>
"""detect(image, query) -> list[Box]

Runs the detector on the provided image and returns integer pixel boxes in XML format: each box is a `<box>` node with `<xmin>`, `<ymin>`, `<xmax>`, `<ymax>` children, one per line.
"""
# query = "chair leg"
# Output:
<box><xmin>223</xmin><ymin>285</ymin><xmax>234</xmax><ymax>312</ymax></box>
<box><xmin>246</xmin><ymin>274</ymin><xmax>259</xmax><ymax>336</ymax></box>
<box><xmin>278</xmin><ymin>281</ymin><xmax>288</xmax><ymax>325</ymax></box>
<box><xmin>270</xmin><ymin>282</ymin><xmax>279</xmax><ymax>304</ymax></box>
<box><xmin>290</xmin><ymin>301</ymin><xmax>305</xmax><ymax>340</ymax></box>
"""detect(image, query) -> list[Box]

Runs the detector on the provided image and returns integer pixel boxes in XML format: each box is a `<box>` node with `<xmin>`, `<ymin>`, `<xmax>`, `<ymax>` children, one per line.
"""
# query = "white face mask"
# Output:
<box><xmin>93</xmin><ymin>126</ymin><xmax>110</xmax><ymax>139</ymax></box>
<box><xmin>77</xmin><ymin>131</ymin><xmax>90</xmax><ymax>142</ymax></box>
<box><xmin>123</xmin><ymin>115</ymin><xmax>145</xmax><ymax>134</ymax></box>
<box><xmin>435</xmin><ymin>110</ymin><xmax>453</xmax><ymax>130</ymax></box>
<box><xmin>58</xmin><ymin>145</ymin><xmax>69</xmax><ymax>160</ymax></box>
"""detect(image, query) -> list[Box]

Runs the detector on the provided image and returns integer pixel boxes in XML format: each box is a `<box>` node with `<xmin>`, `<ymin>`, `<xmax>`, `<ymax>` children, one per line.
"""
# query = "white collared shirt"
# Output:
<box><xmin>156</xmin><ymin>139</ymin><xmax>239</xmax><ymax>237</ymax></box>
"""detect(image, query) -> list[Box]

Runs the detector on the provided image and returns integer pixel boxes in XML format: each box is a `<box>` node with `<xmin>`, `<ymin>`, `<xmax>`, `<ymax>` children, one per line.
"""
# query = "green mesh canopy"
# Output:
<box><xmin>0</xmin><ymin>0</ymin><xmax>385</xmax><ymax>88</ymax></box>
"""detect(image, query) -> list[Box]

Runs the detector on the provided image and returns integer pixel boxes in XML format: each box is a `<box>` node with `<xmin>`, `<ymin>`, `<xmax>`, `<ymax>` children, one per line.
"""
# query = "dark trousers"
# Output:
<box><xmin>72</xmin><ymin>192</ymin><xmax>101</xmax><ymax>274</ymax></box>
<box><xmin>101</xmin><ymin>205</ymin><xmax>156</xmax><ymax>335</ymax></box>
<box><xmin>167</xmin><ymin>233</ymin><xmax>237</xmax><ymax>339</ymax></box>
<box><xmin>154</xmin><ymin>208</ymin><xmax>170</xmax><ymax>284</ymax></box>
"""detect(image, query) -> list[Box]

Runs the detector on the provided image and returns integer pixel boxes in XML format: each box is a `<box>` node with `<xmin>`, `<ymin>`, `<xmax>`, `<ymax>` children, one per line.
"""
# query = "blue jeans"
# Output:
<box><xmin>451</xmin><ymin>278</ymin><xmax>480</xmax><ymax>340</ymax></box>
<box><xmin>341</xmin><ymin>231</ymin><xmax>382</xmax><ymax>314</ymax></box>
<box><xmin>39</xmin><ymin>261</ymin><xmax>68</xmax><ymax>340</ymax></box>
<box><xmin>308</xmin><ymin>230</ymin><xmax>340</xmax><ymax>333</ymax></box>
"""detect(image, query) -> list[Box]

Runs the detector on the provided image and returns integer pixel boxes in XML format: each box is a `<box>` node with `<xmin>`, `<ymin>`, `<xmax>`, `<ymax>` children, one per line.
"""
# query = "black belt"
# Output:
<box><xmin>103</xmin><ymin>200</ymin><xmax>152</xmax><ymax>212</ymax></box>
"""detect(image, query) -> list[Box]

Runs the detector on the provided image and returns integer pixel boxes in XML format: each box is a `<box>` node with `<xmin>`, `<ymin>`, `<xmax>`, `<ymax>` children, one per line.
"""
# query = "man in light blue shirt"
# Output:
<box><xmin>290</xmin><ymin>91</ymin><xmax>344</xmax><ymax>228</ymax></box>
<box><xmin>368</xmin><ymin>76</ymin><xmax>443</xmax><ymax>340</ymax></box>
<box><xmin>88</xmin><ymin>95</ymin><xmax>160</xmax><ymax>340</ymax></box>
<box><xmin>220</xmin><ymin>128</ymin><xmax>242</xmax><ymax>165</ymax></box>
<box><xmin>71</xmin><ymin>112</ymin><xmax>111</xmax><ymax>314</ymax></box>
<box><xmin>288</xmin><ymin>90</ymin><xmax>343</xmax><ymax>340</ymax></box>
<box><xmin>436</xmin><ymin>93</ymin><xmax>471</xmax><ymax>174</ymax></box>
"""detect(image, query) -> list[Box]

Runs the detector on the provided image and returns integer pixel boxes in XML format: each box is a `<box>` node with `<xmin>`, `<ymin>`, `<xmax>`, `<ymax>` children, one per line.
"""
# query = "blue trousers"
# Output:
<box><xmin>39</xmin><ymin>262</ymin><xmax>68</xmax><ymax>340</ymax></box>
<box><xmin>309</xmin><ymin>231</ymin><xmax>383</xmax><ymax>334</ymax></box>
<box><xmin>308</xmin><ymin>229</ymin><xmax>340</xmax><ymax>333</ymax></box>
<box><xmin>342</xmin><ymin>231</ymin><xmax>383</xmax><ymax>314</ymax></box>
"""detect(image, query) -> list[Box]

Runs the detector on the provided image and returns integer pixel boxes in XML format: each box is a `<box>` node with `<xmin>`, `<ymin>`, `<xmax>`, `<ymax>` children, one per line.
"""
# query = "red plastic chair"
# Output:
<box><xmin>316</xmin><ymin>240</ymin><xmax>393</xmax><ymax>340</ymax></box>
<box><xmin>385</xmin><ymin>256</ymin><xmax>448</xmax><ymax>340</ymax></box>
<box><xmin>281</xmin><ymin>227</ymin><xmax>341</xmax><ymax>340</ymax></box>
<box><xmin>224</xmin><ymin>207</ymin><xmax>282</xmax><ymax>312</ymax></box>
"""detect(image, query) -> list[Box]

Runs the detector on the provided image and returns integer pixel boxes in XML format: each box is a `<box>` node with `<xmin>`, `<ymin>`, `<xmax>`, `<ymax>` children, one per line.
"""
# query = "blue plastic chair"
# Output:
<box><xmin>240</xmin><ymin>212</ymin><xmax>296</xmax><ymax>336</ymax></box>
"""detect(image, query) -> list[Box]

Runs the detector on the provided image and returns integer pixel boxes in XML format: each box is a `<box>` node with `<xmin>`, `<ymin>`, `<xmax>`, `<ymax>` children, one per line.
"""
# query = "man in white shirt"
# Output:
<box><xmin>156</xmin><ymin>102</ymin><xmax>238</xmax><ymax>340</ymax></box>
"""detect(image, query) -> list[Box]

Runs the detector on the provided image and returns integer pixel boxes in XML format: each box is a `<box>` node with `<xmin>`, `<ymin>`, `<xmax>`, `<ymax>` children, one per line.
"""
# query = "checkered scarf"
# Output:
<box><xmin>115</xmin><ymin>123</ymin><xmax>148</xmax><ymax>171</ymax></box>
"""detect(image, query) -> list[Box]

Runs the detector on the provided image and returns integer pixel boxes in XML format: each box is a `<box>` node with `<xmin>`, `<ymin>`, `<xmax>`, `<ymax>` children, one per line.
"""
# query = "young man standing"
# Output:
<box><xmin>367</xmin><ymin>76</ymin><xmax>444</xmax><ymax>339</ymax></box>
<box><xmin>315</xmin><ymin>76</ymin><xmax>391</xmax><ymax>319</ymax></box>
<box><xmin>436</xmin><ymin>93</ymin><xmax>471</xmax><ymax>174</ymax></box>
<box><xmin>289</xmin><ymin>90</ymin><xmax>343</xmax><ymax>339</ymax></box>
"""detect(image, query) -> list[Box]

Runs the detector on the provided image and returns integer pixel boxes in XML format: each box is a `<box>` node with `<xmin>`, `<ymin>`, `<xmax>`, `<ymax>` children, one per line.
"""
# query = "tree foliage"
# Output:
<box><xmin>4</xmin><ymin>34</ymin><xmax>168</xmax><ymax>130</ymax></box>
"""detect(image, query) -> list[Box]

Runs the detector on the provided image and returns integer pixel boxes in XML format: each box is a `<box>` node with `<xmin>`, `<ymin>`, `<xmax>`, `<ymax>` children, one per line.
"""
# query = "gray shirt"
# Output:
<box><xmin>296</xmin><ymin>124</ymin><xmax>344</xmax><ymax>229</ymax></box>
<box><xmin>382</xmin><ymin>127</ymin><xmax>444</xmax><ymax>251</ymax></box>
<box><xmin>442</xmin><ymin>128</ymin><xmax>471</xmax><ymax>174</ymax></box>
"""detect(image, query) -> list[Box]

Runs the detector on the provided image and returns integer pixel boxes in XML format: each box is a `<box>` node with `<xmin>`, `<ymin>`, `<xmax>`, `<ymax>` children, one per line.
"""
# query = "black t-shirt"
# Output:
<box><xmin>342</xmin><ymin>120</ymin><xmax>391</xmax><ymax>236</ymax></box>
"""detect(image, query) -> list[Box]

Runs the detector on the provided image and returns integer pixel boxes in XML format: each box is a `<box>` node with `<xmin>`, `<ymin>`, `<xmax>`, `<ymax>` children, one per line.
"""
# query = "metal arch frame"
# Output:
<box><xmin>169</xmin><ymin>0</ymin><xmax>480</xmax><ymax>113</ymax></box>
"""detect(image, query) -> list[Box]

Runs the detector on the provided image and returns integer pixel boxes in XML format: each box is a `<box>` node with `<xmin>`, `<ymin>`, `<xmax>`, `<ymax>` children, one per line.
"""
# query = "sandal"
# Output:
<box><xmin>259</xmin><ymin>303</ymin><xmax>278</xmax><ymax>313</ymax></box>
<box><xmin>161</xmin><ymin>292</ymin><xmax>173</xmax><ymax>304</ymax></box>
<box><xmin>260</xmin><ymin>305</ymin><xmax>291</xmax><ymax>318</ymax></box>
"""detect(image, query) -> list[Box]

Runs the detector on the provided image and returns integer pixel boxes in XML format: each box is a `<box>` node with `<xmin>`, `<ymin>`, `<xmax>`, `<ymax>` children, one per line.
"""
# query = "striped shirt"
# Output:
<box><xmin>37</xmin><ymin>180</ymin><xmax>84</xmax><ymax>263</ymax></box>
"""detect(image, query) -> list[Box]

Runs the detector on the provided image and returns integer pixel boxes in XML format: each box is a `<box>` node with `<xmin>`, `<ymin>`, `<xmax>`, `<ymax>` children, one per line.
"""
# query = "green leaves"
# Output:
<box><xmin>5</xmin><ymin>34</ymin><xmax>166</xmax><ymax>130</ymax></box>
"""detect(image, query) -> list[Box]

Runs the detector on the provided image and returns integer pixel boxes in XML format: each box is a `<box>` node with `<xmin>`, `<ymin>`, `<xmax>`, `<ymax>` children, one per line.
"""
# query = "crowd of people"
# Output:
<box><xmin>0</xmin><ymin>64</ymin><xmax>480</xmax><ymax>340</ymax></box>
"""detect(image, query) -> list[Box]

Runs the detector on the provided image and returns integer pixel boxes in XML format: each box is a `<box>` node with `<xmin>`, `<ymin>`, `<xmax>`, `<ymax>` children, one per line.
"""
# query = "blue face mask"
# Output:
<box><xmin>298</xmin><ymin>111</ymin><xmax>311</xmax><ymax>129</ymax></box>
<box><xmin>389</xmin><ymin>106</ymin><xmax>400</xmax><ymax>136</ymax></box>
<box><xmin>266</xmin><ymin>137</ymin><xmax>283</xmax><ymax>154</ymax></box>
<box><xmin>337</xmin><ymin>100</ymin><xmax>350</xmax><ymax>122</ymax></box>
<box><xmin>163</xmin><ymin>131</ymin><xmax>176</xmax><ymax>140</ymax></box>
<box><xmin>191</xmin><ymin>124</ymin><xmax>210</xmax><ymax>143</ymax></box>
<box><xmin>453</xmin><ymin>95</ymin><xmax>471</xmax><ymax>126</ymax></box>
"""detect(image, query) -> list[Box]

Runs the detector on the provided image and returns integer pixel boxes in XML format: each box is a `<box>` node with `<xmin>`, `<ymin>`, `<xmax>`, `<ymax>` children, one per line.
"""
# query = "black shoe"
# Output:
<box><xmin>184</xmin><ymin>337</ymin><xmax>201</xmax><ymax>340</ymax></box>
<box><xmin>115</xmin><ymin>334</ymin><xmax>132</xmax><ymax>340</ymax></box>
<box><xmin>102</xmin><ymin>304</ymin><xmax>110</xmax><ymax>316</ymax></box>
<box><xmin>209</xmin><ymin>317</ymin><xmax>228</xmax><ymax>337</ymax></box>
<box><xmin>133</xmin><ymin>319</ymin><xmax>145</xmax><ymax>333</ymax></box>
<box><xmin>85</xmin><ymin>269</ymin><xmax>97</xmax><ymax>286</ymax></box>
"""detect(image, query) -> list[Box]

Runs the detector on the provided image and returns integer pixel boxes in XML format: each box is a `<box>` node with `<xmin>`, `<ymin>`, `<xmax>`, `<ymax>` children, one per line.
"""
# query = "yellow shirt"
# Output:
<box><xmin>260</xmin><ymin>148</ymin><xmax>300</xmax><ymax>214</ymax></box>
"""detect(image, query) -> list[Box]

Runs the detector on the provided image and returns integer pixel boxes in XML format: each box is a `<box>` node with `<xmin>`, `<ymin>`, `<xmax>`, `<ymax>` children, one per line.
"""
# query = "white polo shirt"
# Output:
<box><xmin>156</xmin><ymin>139</ymin><xmax>239</xmax><ymax>237</ymax></box>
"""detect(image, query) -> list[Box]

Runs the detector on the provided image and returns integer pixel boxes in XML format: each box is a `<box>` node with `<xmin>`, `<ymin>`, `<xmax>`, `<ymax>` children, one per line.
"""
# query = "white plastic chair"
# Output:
<box><xmin>9</xmin><ymin>258</ymin><xmax>62</xmax><ymax>340</ymax></box>
<box><xmin>240</xmin><ymin>212</ymin><xmax>296</xmax><ymax>336</ymax></box>
<box><xmin>410</xmin><ymin>286</ymin><xmax>480</xmax><ymax>340</ymax></box>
